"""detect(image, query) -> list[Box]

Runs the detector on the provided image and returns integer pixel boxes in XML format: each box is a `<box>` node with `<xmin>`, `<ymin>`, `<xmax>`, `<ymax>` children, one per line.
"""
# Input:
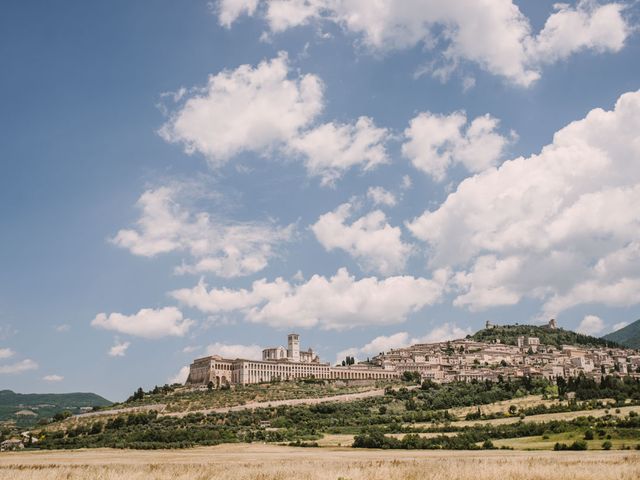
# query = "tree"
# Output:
<box><xmin>556</xmin><ymin>376</ymin><xmax>567</xmax><ymax>397</ymax></box>
<box><xmin>402</xmin><ymin>371</ymin><xmax>421</xmax><ymax>383</ymax></box>
<box><xmin>602</xmin><ymin>440</ymin><xmax>612</xmax><ymax>450</ymax></box>
<box><xmin>53</xmin><ymin>410</ymin><xmax>72</xmax><ymax>422</ymax></box>
<box><xmin>482</xmin><ymin>439</ymin><xmax>494</xmax><ymax>449</ymax></box>
<box><xmin>584</xmin><ymin>430</ymin><xmax>594</xmax><ymax>440</ymax></box>
<box><xmin>207</xmin><ymin>381</ymin><xmax>214</xmax><ymax>391</ymax></box>
<box><xmin>342</xmin><ymin>356</ymin><xmax>355</xmax><ymax>366</ymax></box>
<box><xmin>90</xmin><ymin>421</ymin><xmax>104</xmax><ymax>435</ymax></box>
<box><xmin>445</xmin><ymin>342</ymin><xmax>454</xmax><ymax>355</ymax></box>
<box><xmin>133</xmin><ymin>387</ymin><xmax>145</xmax><ymax>401</ymax></box>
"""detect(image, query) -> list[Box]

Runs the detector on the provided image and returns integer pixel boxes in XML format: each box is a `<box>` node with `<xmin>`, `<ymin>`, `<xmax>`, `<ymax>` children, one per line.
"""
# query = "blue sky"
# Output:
<box><xmin>1</xmin><ymin>0</ymin><xmax>639</xmax><ymax>400</ymax></box>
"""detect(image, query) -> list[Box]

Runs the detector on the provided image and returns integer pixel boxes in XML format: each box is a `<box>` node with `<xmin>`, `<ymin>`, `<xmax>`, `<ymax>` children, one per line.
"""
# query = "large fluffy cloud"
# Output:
<box><xmin>218</xmin><ymin>1</ymin><xmax>630</xmax><ymax>87</ymax></box>
<box><xmin>91</xmin><ymin>307</ymin><xmax>194</xmax><ymax>339</ymax></box>
<box><xmin>402</xmin><ymin>111</ymin><xmax>512</xmax><ymax>181</ymax></box>
<box><xmin>532</xmin><ymin>1</ymin><xmax>629</xmax><ymax>65</ymax></box>
<box><xmin>159</xmin><ymin>52</ymin><xmax>323</xmax><ymax>163</ymax></box>
<box><xmin>159</xmin><ymin>53</ymin><xmax>389</xmax><ymax>183</ymax></box>
<box><xmin>311</xmin><ymin>202</ymin><xmax>412</xmax><ymax>275</ymax></box>
<box><xmin>407</xmin><ymin>90</ymin><xmax>640</xmax><ymax>317</ymax></box>
<box><xmin>171</xmin><ymin>268</ymin><xmax>448</xmax><ymax>330</ymax></box>
<box><xmin>112</xmin><ymin>186</ymin><xmax>293</xmax><ymax>278</ymax></box>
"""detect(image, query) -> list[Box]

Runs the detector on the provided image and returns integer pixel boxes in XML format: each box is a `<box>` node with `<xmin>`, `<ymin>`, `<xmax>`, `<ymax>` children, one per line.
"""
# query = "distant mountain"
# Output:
<box><xmin>602</xmin><ymin>319</ymin><xmax>640</xmax><ymax>349</ymax></box>
<box><xmin>470</xmin><ymin>324</ymin><xmax>623</xmax><ymax>349</ymax></box>
<box><xmin>0</xmin><ymin>390</ymin><xmax>112</xmax><ymax>428</ymax></box>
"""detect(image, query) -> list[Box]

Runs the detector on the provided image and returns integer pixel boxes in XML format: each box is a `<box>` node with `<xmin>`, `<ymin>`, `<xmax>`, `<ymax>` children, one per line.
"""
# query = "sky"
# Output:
<box><xmin>1</xmin><ymin>0</ymin><xmax>640</xmax><ymax>401</ymax></box>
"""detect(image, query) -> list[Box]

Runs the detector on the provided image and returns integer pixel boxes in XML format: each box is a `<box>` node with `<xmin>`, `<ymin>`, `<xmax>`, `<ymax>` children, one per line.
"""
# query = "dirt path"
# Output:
<box><xmin>74</xmin><ymin>403</ymin><xmax>167</xmax><ymax>419</ymax></box>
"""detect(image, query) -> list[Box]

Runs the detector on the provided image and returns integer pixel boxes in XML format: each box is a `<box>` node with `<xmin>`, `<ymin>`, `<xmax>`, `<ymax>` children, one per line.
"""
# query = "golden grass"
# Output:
<box><xmin>450</xmin><ymin>404</ymin><xmax>639</xmax><ymax>428</ymax></box>
<box><xmin>0</xmin><ymin>444</ymin><xmax>638</xmax><ymax>480</ymax></box>
<box><xmin>409</xmin><ymin>404</ymin><xmax>638</xmax><ymax>429</ymax></box>
<box><xmin>450</xmin><ymin>395</ymin><xmax>563</xmax><ymax>418</ymax></box>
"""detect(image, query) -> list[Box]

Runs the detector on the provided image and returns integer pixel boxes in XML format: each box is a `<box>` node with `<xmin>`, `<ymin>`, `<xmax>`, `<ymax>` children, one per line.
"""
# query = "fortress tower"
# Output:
<box><xmin>287</xmin><ymin>333</ymin><xmax>300</xmax><ymax>362</ymax></box>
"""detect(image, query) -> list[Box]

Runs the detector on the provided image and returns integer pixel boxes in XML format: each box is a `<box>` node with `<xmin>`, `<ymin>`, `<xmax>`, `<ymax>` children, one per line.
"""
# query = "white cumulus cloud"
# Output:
<box><xmin>172</xmin><ymin>268</ymin><xmax>448</xmax><ymax>330</ymax></box>
<box><xmin>112</xmin><ymin>186</ymin><xmax>293</xmax><ymax>277</ymax></box>
<box><xmin>311</xmin><ymin>202</ymin><xmax>413</xmax><ymax>275</ymax></box>
<box><xmin>159</xmin><ymin>54</ymin><xmax>390</xmax><ymax>184</ymax></box>
<box><xmin>402</xmin><ymin>111</ymin><xmax>512</xmax><ymax>181</ymax></box>
<box><xmin>576</xmin><ymin>315</ymin><xmax>605</xmax><ymax>336</ymax></box>
<box><xmin>0</xmin><ymin>348</ymin><xmax>14</xmax><ymax>359</ymax></box>
<box><xmin>287</xmin><ymin>117</ymin><xmax>389</xmax><ymax>186</ymax></box>
<box><xmin>407</xmin><ymin>90</ymin><xmax>640</xmax><ymax>317</ymax></box>
<box><xmin>367</xmin><ymin>186</ymin><xmax>397</xmax><ymax>207</ymax></box>
<box><xmin>611</xmin><ymin>321</ymin><xmax>628</xmax><ymax>332</ymax></box>
<box><xmin>532</xmin><ymin>1</ymin><xmax>629</xmax><ymax>65</ymax></box>
<box><xmin>159</xmin><ymin>52</ymin><xmax>323</xmax><ymax>164</ymax></box>
<box><xmin>92</xmin><ymin>307</ymin><xmax>194</xmax><ymax>339</ymax></box>
<box><xmin>108</xmin><ymin>340</ymin><xmax>131</xmax><ymax>357</ymax></box>
<box><xmin>217</xmin><ymin>0</ymin><xmax>259</xmax><ymax>27</ymax></box>
<box><xmin>218</xmin><ymin>1</ymin><xmax>630</xmax><ymax>87</ymax></box>
<box><xmin>169</xmin><ymin>365</ymin><xmax>190</xmax><ymax>384</ymax></box>
<box><xmin>43</xmin><ymin>374</ymin><xmax>64</xmax><ymax>382</ymax></box>
<box><xmin>0</xmin><ymin>359</ymin><xmax>38</xmax><ymax>375</ymax></box>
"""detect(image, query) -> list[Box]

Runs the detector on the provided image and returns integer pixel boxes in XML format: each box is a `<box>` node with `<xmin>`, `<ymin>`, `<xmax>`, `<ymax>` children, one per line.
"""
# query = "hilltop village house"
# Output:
<box><xmin>185</xmin><ymin>322</ymin><xmax>640</xmax><ymax>388</ymax></box>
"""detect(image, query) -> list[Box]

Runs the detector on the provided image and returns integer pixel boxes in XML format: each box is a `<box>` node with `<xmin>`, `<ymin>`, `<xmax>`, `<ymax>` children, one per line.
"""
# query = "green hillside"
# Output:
<box><xmin>470</xmin><ymin>324</ymin><xmax>623</xmax><ymax>349</ymax></box>
<box><xmin>602</xmin><ymin>319</ymin><xmax>640</xmax><ymax>349</ymax></box>
<box><xmin>0</xmin><ymin>390</ymin><xmax>112</xmax><ymax>428</ymax></box>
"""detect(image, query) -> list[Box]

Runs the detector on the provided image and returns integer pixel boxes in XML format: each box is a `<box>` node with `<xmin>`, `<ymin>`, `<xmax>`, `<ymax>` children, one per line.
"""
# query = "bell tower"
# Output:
<box><xmin>287</xmin><ymin>333</ymin><xmax>300</xmax><ymax>362</ymax></box>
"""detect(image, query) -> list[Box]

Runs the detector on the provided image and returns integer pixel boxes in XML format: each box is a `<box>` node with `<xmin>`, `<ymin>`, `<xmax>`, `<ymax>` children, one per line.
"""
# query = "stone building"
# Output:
<box><xmin>186</xmin><ymin>333</ymin><xmax>398</xmax><ymax>387</ymax></box>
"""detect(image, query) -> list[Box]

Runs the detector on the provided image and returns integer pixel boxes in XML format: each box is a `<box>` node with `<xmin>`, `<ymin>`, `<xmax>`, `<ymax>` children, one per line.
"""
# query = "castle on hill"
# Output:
<box><xmin>185</xmin><ymin>321</ymin><xmax>640</xmax><ymax>389</ymax></box>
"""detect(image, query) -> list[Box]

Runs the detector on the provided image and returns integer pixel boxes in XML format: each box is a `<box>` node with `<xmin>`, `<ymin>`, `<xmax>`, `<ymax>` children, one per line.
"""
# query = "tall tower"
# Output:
<box><xmin>287</xmin><ymin>333</ymin><xmax>300</xmax><ymax>362</ymax></box>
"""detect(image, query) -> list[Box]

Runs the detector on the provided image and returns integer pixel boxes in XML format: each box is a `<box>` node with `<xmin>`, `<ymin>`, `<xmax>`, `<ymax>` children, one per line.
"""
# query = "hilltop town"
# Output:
<box><xmin>186</xmin><ymin>320</ymin><xmax>640</xmax><ymax>389</ymax></box>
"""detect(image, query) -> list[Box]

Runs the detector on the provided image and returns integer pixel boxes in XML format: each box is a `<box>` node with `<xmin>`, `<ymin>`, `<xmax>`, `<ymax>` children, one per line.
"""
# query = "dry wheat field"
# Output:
<box><xmin>0</xmin><ymin>444</ymin><xmax>639</xmax><ymax>480</ymax></box>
